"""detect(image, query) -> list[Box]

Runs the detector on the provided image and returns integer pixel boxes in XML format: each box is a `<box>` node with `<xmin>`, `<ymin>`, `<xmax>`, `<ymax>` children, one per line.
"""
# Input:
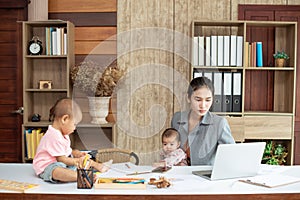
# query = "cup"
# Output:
<box><xmin>77</xmin><ymin>168</ymin><xmax>93</xmax><ymax>189</ymax></box>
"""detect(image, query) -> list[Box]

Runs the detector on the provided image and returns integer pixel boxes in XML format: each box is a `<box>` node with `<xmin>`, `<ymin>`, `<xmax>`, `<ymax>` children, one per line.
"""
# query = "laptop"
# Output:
<box><xmin>192</xmin><ymin>142</ymin><xmax>266</xmax><ymax>181</ymax></box>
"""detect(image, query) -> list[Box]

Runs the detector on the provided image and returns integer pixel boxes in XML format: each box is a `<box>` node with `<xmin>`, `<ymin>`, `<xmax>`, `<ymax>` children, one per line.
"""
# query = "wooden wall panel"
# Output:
<box><xmin>49</xmin><ymin>0</ymin><xmax>117</xmax><ymax>13</ymax></box>
<box><xmin>75</xmin><ymin>27</ymin><xmax>116</xmax><ymax>41</ymax></box>
<box><xmin>28</xmin><ymin>0</ymin><xmax>48</xmax><ymax>21</ymax></box>
<box><xmin>75</xmin><ymin>41</ymin><xmax>116</xmax><ymax>55</ymax></box>
<box><xmin>48</xmin><ymin>0</ymin><xmax>117</xmax><ymax>135</ymax></box>
<box><xmin>48</xmin><ymin>13</ymin><xmax>117</xmax><ymax>27</ymax></box>
<box><xmin>117</xmin><ymin>0</ymin><xmax>174</xmax><ymax>164</ymax></box>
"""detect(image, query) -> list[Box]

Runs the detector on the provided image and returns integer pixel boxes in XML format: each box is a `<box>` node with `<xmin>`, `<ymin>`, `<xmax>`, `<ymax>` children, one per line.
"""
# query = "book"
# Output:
<box><xmin>51</xmin><ymin>28</ymin><xmax>57</xmax><ymax>55</ymax></box>
<box><xmin>256</xmin><ymin>41</ymin><xmax>263</xmax><ymax>67</ymax></box>
<box><xmin>239</xmin><ymin>174</ymin><xmax>300</xmax><ymax>188</ymax></box>
<box><xmin>244</xmin><ymin>42</ymin><xmax>249</xmax><ymax>67</ymax></box>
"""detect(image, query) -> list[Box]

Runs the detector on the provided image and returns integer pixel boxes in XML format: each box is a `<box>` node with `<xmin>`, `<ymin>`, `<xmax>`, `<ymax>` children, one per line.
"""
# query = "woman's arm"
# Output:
<box><xmin>219</xmin><ymin>118</ymin><xmax>235</xmax><ymax>144</ymax></box>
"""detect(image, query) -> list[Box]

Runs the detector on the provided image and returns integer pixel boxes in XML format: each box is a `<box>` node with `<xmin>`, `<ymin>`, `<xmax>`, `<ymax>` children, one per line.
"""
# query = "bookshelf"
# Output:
<box><xmin>22</xmin><ymin>20</ymin><xmax>74</xmax><ymax>162</ymax></box>
<box><xmin>191</xmin><ymin>20</ymin><xmax>297</xmax><ymax>164</ymax></box>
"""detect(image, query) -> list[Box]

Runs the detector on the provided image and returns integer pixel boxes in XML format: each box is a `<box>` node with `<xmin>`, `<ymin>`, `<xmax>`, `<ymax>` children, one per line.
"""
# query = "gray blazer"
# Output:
<box><xmin>171</xmin><ymin>111</ymin><xmax>235</xmax><ymax>165</ymax></box>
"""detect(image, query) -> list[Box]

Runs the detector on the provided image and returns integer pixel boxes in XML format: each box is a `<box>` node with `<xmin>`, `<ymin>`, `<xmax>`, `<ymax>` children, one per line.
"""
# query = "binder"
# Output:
<box><xmin>205</xmin><ymin>36</ymin><xmax>211</xmax><ymax>66</ymax></box>
<box><xmin>198</xmin><ymin>36</ymin><xmax>205</xmax><ymax>66</ymax></box>
<box><xmin>203</xmin><ymin>71</ymin><xmax>213</xmax><ymax>82</ymax></box>
<box><xmin>236</xmin><ymin>36</ymin><xmax>243</xmax><ymax>67</ymax></box>
<box><xmin>217</xmin><ymin>36</ymin><xmax>224</xmax><ymax>66</ymax></box>
<box><xmin>211</xmin><ymin>36</ymin><xmax>217</xmax><ymax>66</ymax></box>
<box><xmin>223</xmin><ymin>36</ymin><xmax>230</xmax><ymax>66</ymax></box>
<box><xmin>193</xmin><ymin>71</ymin><xmax>202</xmax><ymax>78</ymax></box>
<box><xmin>232</xmin><ymin>72</ymin><xmax>242</xmax><ymax>112</ymax></box>
<box><xmin>223</xmin><ymin>72</ymin><xmax>232</xmax><ymax>112</ymax></box>
<box><xmin>230</xmin><ymin>35</ymin><xmax>237</xmax><ymax>66</ymax></box>
<box><xmin>212</xmin><ymin>72</ymin><xmax>222</xmax><ymax>112</ymax></box>
<box><xmin>193</xmin><ymin>36</ymin><xmax>199</xmax><ymax>66</ymax></box>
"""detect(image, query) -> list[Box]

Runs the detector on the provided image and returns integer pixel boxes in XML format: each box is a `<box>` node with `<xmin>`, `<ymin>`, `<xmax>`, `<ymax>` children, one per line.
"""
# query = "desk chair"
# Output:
<box><xmin>93</xmin><ymin>148</ymin><xmax>139</xmax><ymax>165</ymax></box>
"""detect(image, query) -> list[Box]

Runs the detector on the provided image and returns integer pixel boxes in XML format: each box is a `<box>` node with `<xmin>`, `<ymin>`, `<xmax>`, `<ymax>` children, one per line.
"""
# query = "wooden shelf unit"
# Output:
<box><xmin>191</xmin><ymin>20</ymin><xmax>297</xmax><ymax>164</ymax></box>
<box><xmin>22</xmin><ymin>21</ymin><xmax>74</xmax><ymax>162</ymax></box>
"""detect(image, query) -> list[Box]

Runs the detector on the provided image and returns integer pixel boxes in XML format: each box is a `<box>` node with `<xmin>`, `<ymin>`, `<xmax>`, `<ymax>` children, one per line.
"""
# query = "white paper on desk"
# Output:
<box><xmin>239</xmin><ymin>174</ymin><xmax>300</xmax><ymax>188</ymax></box>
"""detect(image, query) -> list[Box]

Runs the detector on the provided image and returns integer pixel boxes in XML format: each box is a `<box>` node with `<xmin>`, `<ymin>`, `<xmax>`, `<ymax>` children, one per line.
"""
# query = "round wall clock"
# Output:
<box><xmin>28</xmin><ymin>36</ymin><xmax>43</xmax><ymax>55</ymax></box>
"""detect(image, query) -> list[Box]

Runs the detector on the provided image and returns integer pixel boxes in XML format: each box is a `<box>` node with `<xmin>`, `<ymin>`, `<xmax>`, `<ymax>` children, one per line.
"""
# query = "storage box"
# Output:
<box><xmin>95</xmin><ymin>178</ymin><xmax>146</xmax><ymax>190</ymax></box>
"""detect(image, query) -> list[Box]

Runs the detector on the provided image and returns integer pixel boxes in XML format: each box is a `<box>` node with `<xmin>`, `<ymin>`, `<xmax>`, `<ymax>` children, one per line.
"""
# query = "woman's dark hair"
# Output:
<box><xmin>187</xmin><ymin>76</ymin><xmax>214</xmax><ymax>98</ymax></box>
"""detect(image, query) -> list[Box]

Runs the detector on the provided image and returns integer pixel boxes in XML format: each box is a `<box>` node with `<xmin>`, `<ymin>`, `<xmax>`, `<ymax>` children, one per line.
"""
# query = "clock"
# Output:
<box><xmin>28</xmin><ymin>36</ymin><xmax>43</xmax><ymax>55</ymax></box>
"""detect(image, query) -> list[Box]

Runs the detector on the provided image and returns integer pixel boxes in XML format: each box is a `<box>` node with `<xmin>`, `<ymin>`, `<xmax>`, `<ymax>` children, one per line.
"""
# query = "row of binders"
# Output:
<box><xmin>194</xmin><ymin>71</ymin><xmax>242</xmax><ymax>112</ymax></box>
<box><xmin>24</xmin><ymin>128</ymin><xmax>45</xmax><ymax>159</ymax></box>
<box><xmin>193</xmin><ymin>35</ymin><xmax>243</xmax><ymax>67</ymax></box>
<box><xmin>45</xmin><ymin>27</ymin><xmax>68</xmax><ymax>56</ymax></box>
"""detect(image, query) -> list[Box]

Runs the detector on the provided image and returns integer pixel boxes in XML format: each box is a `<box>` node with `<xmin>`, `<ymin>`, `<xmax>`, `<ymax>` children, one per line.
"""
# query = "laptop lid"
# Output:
<box><xmin>193</xmin><ymin>142</ymin><xmax>266</xmax><ymax>181</ymax></box>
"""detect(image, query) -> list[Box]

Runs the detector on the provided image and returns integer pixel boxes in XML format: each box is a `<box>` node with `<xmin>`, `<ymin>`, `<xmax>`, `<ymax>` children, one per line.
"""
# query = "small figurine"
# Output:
<box><xmin>148</xmin><ymin>176</ymin><xmax>171</xmax><ymax>188</ymax></box>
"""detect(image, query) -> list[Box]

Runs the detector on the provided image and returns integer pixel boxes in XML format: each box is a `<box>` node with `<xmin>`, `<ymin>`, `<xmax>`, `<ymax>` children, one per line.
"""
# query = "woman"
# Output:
<box><xmin>171</xmin><ymin>76</ymin><xmax>235</xmax><ymax>165</ymax></box>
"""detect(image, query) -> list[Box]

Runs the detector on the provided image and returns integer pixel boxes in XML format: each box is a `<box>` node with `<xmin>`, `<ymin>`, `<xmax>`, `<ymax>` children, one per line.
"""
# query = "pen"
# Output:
<box><xmin>126</xmin><ymin>171</ymin><xmax>152</xmax><ymax>176</ymax></box>
<box><xmin>125</xmin><ymin>163</ymin><xmax>130</xmax><ymax>169</ymax></box>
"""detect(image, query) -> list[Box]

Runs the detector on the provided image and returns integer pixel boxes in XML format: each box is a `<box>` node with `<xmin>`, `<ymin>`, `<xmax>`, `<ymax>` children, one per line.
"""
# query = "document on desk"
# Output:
<box><xmin>239</xmin><ymin>174</ymin><xmax>300</xmax><ymax>188</ymax></box>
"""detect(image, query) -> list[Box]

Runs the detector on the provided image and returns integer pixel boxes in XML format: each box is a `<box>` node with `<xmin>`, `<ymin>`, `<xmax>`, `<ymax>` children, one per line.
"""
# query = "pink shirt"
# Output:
<box><xmin>160</xmin><ymin>148</ymin><xmax>186</xmax><ymax>167</ymax></box>
<box><xmin>33</xmin><ymin>125</ymin><xmax>72</xmax><ymax>175</ymax></box>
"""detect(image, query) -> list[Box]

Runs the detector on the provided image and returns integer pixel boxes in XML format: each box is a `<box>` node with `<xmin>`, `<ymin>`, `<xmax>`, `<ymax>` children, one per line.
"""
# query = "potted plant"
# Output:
<box><xmin>262</xmin><ymin>141</ymin><xmax>288</xmax><ymax>165</ymax></box>
<box><xmin>70</xmin><ymin>60</ymin><xmax>125</xmax><ymax>124</ymax></box>
<box><xmin>273</xmin><ymin>51</ymin><xmax>289</xmax><ymax>67</ymax></box>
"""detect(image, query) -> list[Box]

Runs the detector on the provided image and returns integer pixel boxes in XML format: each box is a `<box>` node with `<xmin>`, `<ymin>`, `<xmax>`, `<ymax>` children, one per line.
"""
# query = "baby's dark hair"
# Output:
<box><xmin>49</xmin><ymin>97</ymin><xmax>81</xmax><ymax>122</ymax></box>
<box><xmin>187</xmin><ymin>76</ymin><xmax>214</xmax><ymax>98</ymax></box>
<box><xmin>161</xmin><ymin>128</ymin><xmax>180</xmax><ymax>142</ymax></box>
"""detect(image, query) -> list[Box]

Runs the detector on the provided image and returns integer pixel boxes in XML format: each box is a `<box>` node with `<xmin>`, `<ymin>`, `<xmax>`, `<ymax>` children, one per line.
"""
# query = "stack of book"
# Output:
<box><xmin>24</xmin><ymin>128</ymin><xmax>45</xmax><ymax>159</ymax></box>
<box><xmin>45</xmin><ymin>27</ymin><xmax>68</xmax><ymax>56</ymax></box>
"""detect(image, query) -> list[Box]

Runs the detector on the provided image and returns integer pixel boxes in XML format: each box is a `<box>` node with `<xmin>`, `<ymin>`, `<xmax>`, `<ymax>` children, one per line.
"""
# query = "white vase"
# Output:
<box><xmin>87</xmin><ymin>96</ymin><xmax>110</xmax><ymax>124</ymax></box>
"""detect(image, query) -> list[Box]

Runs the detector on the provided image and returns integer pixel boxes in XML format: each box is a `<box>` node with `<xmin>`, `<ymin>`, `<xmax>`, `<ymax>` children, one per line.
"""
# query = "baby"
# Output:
<box><xmin>154</xmin><ymin>128</ymin><xmax>187</xmax><ymax>168</ymax></box>
<box><xmin>33</xmin><ymin>97</ymin><xmax>110</xmax><ymax>183</ymax></box>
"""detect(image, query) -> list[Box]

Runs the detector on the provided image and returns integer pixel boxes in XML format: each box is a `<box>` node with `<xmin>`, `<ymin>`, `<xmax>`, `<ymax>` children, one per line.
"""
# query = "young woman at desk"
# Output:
<box><xmin>171</xmin><ymin>76</ymin><xmax>235</xmax><ymax>166</ymax></box>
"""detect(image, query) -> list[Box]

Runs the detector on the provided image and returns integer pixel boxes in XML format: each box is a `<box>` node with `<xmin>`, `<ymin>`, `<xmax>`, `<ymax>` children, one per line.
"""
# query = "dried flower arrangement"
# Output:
<box><xmin>70</xmin><ymin>60</ymin><xmax>125</xmax><ymax>97</ymax></box>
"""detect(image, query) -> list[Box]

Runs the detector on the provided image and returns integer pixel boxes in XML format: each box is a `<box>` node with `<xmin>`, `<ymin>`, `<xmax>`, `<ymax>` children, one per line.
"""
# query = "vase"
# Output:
<box><xmin>87</xmin><ymin>96</ymin><xmax>110</xmax><ymax>124</ymax></box>
<box><xmin>105</xmin><ymin>96</ymin><xmax>117</xmax><ymax>123</ymax></box>
<box><xmin>275</xmin><ymin>58</ymin><xmax>285</xmax><ymax>67</ymax></box>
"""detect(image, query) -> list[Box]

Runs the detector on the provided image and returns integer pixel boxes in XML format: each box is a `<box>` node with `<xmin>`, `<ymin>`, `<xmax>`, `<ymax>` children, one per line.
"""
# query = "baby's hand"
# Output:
<box><xmin>152</xmin><ymin>161</ymin><xmax>165</xmax><ymax>168</ymax></box>
<box><xmin>72</xmin><ymin>149</ymin><xmax>86</xmax><ymax>158</ymax></box>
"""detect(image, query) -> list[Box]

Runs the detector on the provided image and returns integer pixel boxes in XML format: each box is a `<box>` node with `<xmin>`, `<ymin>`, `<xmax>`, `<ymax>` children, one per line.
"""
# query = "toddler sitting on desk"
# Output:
<box><xmin>33</xmin><ymin>98</ymin><xmax>110</xmax><ymax>183</ymax></box>
<box><xmin>153</xmin><ymin>128</ymin><xmax>187</xmax><ymax>168</ymax></box>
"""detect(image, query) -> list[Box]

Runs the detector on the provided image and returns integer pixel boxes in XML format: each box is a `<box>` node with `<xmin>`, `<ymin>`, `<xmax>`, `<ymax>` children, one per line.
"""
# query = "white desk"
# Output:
<box><xmin>1</xmin><ymin>163</ymin><xmax>300</xmax><ymax>200</ymax></box>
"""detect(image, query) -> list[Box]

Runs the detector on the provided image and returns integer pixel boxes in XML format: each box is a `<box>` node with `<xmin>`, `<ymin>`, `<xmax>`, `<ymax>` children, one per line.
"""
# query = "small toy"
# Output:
<box><xmin>148</xmin><ymin>176</ymin><xmax>171</xmax><ymax>188</ymax></box>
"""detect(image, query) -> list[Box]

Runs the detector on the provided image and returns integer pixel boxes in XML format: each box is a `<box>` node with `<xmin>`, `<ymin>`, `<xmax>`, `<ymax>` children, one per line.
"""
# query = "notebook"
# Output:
<box><xmin>192</xmin><ymin>142</ymin><xmax>266</xmax><ymax>181</ymax></box>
